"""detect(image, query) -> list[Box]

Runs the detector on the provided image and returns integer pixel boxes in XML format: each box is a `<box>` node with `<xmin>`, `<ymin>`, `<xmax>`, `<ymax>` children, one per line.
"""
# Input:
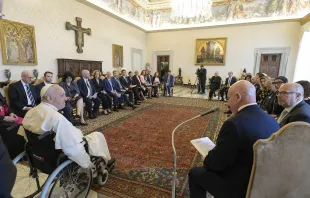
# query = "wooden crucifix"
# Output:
<box><xmin>66</xmin><ymin>17</ymin><xmax>91</xmax><ymax>53</ymax></box>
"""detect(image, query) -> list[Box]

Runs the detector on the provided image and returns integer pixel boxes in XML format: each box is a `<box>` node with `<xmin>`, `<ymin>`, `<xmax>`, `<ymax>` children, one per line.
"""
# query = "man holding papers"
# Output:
<box><xmin>188</xmin><ymin>80</ymin><xmax>279</xmax><ymax>198</ymax></box>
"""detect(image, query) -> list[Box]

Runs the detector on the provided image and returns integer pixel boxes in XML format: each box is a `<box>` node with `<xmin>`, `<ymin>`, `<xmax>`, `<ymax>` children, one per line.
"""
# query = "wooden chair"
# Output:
<box><xmin>3</xmin><ymin>80</ymin><xmax>18</xmax><ymax>106</ymax></box>
<box><xmin>56</xmin><ymin>78</ymin><xmax>62</xmax><ymax>84</ymax></box>
<box><xmin>33</xmin><ymin>78</ymin><xmax>44</xmax><ymax>86</ymax></box>
<box><xmin>246</xmin><ymin>122</ymin><xmax>310</xmax><ymax>198</ymax></box>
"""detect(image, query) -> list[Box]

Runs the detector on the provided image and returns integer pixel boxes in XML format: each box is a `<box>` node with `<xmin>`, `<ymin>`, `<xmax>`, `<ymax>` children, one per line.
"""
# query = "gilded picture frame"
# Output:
<box><xmin>0</xmin><ymin>19</ymin><xmax>38</xmax><ymax>65</ymax></box>
<box><xmin>195</xmin><ymin>37</ymin><xmax>227</xmax><ymax>66</ymax></box>
<box><xmin>112</xmin><ymin>44</ymin><xmax>123</xmax><ymax>68</ymax></box>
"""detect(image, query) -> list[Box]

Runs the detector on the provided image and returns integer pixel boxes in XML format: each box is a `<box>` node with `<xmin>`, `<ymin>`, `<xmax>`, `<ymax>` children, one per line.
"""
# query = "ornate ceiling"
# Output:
<box><xmin>83</xmin><ymin>0</ymin><xmax>310</xmax><ymax>31</ymax></box>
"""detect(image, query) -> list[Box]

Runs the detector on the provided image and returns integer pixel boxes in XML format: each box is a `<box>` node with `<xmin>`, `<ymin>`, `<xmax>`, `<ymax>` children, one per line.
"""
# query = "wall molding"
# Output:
<box><xmin>152</xmin><ymin>51</ymin><xmax>174</xmax><ymax>73</ymax></box>
<box><xmin>253</xmin><ymin>47</ymin><xmax>290</xmax><ymax>77</ymax></box>
<box><xmin>131</xmin><ymin>48</ymin><xmax>144</xmax><ymax>71</ymax></box>
<box><xmin>301</xmin><ymin>13</ymin><xmax>310</xmax><ymax>26</ymax></box>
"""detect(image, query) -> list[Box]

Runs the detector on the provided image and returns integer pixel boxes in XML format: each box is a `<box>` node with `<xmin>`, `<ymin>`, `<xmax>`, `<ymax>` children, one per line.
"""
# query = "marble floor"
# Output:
<box><xmin>167</xmin><ymin>85</ymin><xmax>221</xmax><ymax>100</ymax></box>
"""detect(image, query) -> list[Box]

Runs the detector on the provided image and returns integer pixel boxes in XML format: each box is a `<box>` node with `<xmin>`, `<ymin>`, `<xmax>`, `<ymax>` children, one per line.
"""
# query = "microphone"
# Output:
<box><xmin>171</xmin><ymin>107</ymin><xmax>219</xmax><ymax>198</ymax></box>
<box><xmin>200</xmin><ymin>107</ymin><xmax>219</xmax><ymax>117</ymax></box>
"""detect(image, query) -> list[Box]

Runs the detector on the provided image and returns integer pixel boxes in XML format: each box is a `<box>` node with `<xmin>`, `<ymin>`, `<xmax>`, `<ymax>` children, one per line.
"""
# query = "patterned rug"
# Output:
<box><xmin>85</xmin><ymin>97</ymin><xmax>225</xmax><ymax>198</ymax></box>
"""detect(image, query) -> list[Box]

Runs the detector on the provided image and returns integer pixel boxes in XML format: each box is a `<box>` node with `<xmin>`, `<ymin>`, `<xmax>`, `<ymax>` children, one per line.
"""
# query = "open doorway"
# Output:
<box><xmin>157</xmin><ymin>55</ymin><xmax>169</xmax><ymax>81</ymax></box>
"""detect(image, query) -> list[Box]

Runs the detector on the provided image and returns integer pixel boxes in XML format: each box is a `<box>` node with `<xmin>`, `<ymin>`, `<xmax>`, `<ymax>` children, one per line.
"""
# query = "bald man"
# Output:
<box><xmin>8</xmin><ymin>70</ymin><xmax>38</xmax><ymax>117</ymax></box>
<box><xmin>189</xmin><ymin>80</ymin><xmax>279</xmax><ymax>198</ymax></box>
<box><xmin>20</xmin><ymin>85</ymin><xmax>114</xmax><ymax>169</ymax></box>
<box><xmin>208</xmin><ymin>71</ymin><xmax>222</xmax><ymax>100</ymax></box>
<box><xmin>277</xmin><ymin>83</ymin><xmax>310</xmax><ymax>127</ymax></box>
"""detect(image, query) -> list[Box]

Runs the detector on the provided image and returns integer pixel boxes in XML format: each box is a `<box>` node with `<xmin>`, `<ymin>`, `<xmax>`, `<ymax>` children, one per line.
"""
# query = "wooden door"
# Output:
<box><xmin>259</xmin><ymin>54</ymin><xmax>281</xmax><ymax>78</ymax></box>
<box><xmin>157</xmin><ymin>55</ymin><xmax>169</xmax><ymax>81</ymax></box>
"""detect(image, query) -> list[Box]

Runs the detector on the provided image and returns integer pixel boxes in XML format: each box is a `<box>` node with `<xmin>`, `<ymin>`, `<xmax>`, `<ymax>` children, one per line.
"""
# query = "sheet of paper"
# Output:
<box><xmin>92</xmin><ymin>92</ymin><xmax>98</xmax><ymax>98</ymax></box>
<box><xmin>190</xmin><ymin>137</ymin><xmax>215</xmax><ymax>157</ymax></box>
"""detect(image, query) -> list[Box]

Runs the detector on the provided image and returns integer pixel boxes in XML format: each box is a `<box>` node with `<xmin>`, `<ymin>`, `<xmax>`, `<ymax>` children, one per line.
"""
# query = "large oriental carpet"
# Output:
<box><xmin>89</xmin><ymin>97</ymin><xmax>224</xmax><ymax>198</ymax></box>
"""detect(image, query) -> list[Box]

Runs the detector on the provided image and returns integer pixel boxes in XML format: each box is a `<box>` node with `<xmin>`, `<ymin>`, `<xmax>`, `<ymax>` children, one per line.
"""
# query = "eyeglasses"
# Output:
<box><xmin>272</xmin><ymin>81</ymin><xmax>283</xmax><ymax>85</ymax></box>
<box><xmin>276</xmin><ymin>91</ymin><xmax>298</xmax><ymax>96</ymax></box>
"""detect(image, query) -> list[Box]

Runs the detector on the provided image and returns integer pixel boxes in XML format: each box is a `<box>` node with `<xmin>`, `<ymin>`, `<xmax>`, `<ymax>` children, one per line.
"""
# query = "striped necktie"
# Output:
<box><xmin>277</xmin><ymin>109</ymin><xmax>289</xmax><ymax>124</ymax></box>
<box><xmin>26</xmin><ymin>84</ymin><xmax>36</xmax><ymax>107</ymax></box>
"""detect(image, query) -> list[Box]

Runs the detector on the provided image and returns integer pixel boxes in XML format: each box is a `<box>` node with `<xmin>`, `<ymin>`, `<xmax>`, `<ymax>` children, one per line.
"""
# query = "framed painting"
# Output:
<box><xmin>0</xmin><ymin>19</ymin><xmax>38</xmax><ymax>65</ymax></box>
<box><xmin>112</xmin><ymin>44</ymin><xmax>123</xmax><ymax>68</ymax></box>
<box><xmin>195</xmin><ymin>37</ymin><xmax>227</xmax><ymax>65</ymax></box>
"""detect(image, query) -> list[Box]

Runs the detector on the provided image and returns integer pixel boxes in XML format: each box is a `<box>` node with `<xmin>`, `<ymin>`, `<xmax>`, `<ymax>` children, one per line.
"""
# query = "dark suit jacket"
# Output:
<box><xmin>210</xmin><ymin>76</ymin><xmax>222</xmax><ymax>89</ymax></box>
<box><xmin>279</xmin><ymin>100</ymin><xmax>310</xmax><ymax>127</ymax></box>
<box><xmin>119</xmin><ymin>76</ymin><xmax>130</xmax><ymax>88</ymax></box>
<box><xmin>225</xmin><ymin>76</ymin><xmax>237</xmax><ymax>86</ymax></box>
<box><xmin>91</xmin><ymin>78</ymin><xmax>105</xmax><ymax>93</ymax></box>
<box><xmin>305</xmin><ymin>99</ymin><xmax>310</xmax><ymax>106</ymax></box>
<box><xmin>0</xmin><ymin>136</ymin><xmax>16</xmax><ymax>198</ymax></box>
<box><xmin>35</xmin><ymin>82</ymin><xmax>46</xmax><ymax>103</ymax></box>
<box><xmin>8</xmin><ymin>81</ymin><xmax>38</xmax><ymax>117</ymax></box>
<box><xmin>132</xmin><ymin>75</ymin><xmax>142</xmax><ymax>87</ymax></box>
<box><xmin>103</xmin><ymin>78</ymin><xmax>118</xmax><ymax>94</ymax></box>
<box><xmin>76</xmin><ymin>78</ymin><xmax>96</xmax><ymax>98</ymax></box>
<box><xmin>198</xmin><ymin>68</ymin><xmax>207</xmax><ymax>80</ymax></box>
<box><xmin>146</xmin><ymin>75</ymin><xmax>153</xmax><ymax>84</ymax></box>
<box><xmin>204</xmin><ymin>105</ymin><xmax>279</xmax><ymax>197</ymax></box>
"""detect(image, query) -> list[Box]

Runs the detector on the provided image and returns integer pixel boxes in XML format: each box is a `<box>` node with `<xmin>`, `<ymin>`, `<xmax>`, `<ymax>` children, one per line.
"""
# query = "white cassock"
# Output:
<box><xmin>18</xmin><ymin>102</ymin><xmax>111</xmax><ymax>169</ymax></box>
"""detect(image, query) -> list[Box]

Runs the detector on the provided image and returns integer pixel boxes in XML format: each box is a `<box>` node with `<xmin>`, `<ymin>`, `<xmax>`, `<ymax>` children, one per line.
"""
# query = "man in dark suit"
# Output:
<box><xmin>103</xmin><ymin>71</ymin><xmax>121</xmax><ymax>111</ymax></box>
<box><xmin>113</xmin><ymin>70</ymin><xmax>134</xmax><ymax>104</ymax></box>
<box><xmin>0</xmin><ymin>136</ymin><xmax>16</xmax><ymax>197</ymax></box>
<box><xmin>197</xmin><ymin>65</ymin><xmax>207</xmax><ymax>94</ymax></box>
<box><xmin>219</xmin><ymin>71</ymin><xmax>237</xmax><ymax>101</ymax></box>
<box><xmin>132</xmin><ymin>70</ymin><xmax>147</xmax><ymax>98</ymax></box>
<box><xmin>120</xmin><ymin>70</ymin><xmax>140</xmax><ymax>105</ymax></box>
<box><xmin>35</xmin><ymin>71</ymin><xmax>53</xmax><ymax>98</ymax></box>
<box><xmin>77</xmin><ymin>70</ymin><xmax>101</xmax><ymax>119</ymax></box>
<box><xmin>8</xmin><ymin>70</ymin><xmax>38</xmax><ymax>117</ymax></box>
<box><xmin>189</xmin><ymin>80</ymin><xmax>280</xmax><ymax>198</ymax></box>
<box><xmin>208</xmin><ymin>71</ymin><xmax>222</xmax><ymax>100</ymax></box>
<box><xmin>111</xmin><ymin>71</ymin><xmax>136</xmax><ymax>110</ymax></box>
<box><xmin>35</xmin><ymin>71</ymin><xmax>71</xmax><ymax>121</ymax></box>
<box><xmin>277</xmin><ymin>83</ymin><xmax>310</xmax><ymax>127</ymax></box>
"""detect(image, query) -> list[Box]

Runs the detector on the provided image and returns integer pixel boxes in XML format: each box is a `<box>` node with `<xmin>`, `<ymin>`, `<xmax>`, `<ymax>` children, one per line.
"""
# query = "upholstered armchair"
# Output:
<box><xmin>246</xmin><ymin>122</ymin><xmax>310</xmax><ymax>198</ymax></box>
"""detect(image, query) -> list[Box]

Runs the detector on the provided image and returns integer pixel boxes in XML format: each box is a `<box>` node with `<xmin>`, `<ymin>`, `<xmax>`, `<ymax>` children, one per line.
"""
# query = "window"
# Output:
<box><xmin>294</xmin><ymin>32</ymin><xmax>310</xmax><ymax>82</ymax></box>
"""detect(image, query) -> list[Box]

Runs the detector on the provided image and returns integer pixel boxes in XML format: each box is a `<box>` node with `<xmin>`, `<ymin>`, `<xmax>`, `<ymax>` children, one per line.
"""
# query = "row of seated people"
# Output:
<box><xmin>0</xmin><ymin>69</ymin><xmax>175</xmax><ymax>157</ymax></box>
<box><xmin>189</xmin><ymin>79</ymin><xmax>310</xmax><ymax>197</ymax></box>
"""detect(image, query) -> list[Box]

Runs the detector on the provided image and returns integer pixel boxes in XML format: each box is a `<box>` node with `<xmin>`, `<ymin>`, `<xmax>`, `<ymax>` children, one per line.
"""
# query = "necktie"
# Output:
<box><xmin>86</xmin><ymin>80</ymin><xmax>92</xmax><ymax>96</ymax></box>
<box><xmin>277</xmin><ymin>109</ymin><xmax>289</xmax><ymax>123</ymax></box>
<box><xmin>108</xmin><ymin>79</ymin><xmax>113</xmax><ymax>91</ymax></box>
<box><xmin>26</xmin><ymin>85</ymin><xmax>36</xmax><ymax>107</ymax></box>
<box><xmin>149</xmin><ymin>76</ymin><xmax>152</xmax><ymax>84</ymax></box>
<box><xmin>228</xmin><ymin>77</ymin><xmax>231</xmax><ymax>85</ymax></box>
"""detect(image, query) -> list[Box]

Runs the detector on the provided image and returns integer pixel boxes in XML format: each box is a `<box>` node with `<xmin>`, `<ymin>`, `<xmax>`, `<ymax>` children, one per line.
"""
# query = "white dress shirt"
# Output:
<box><xmin>238</xmin><ymin>103</ymin><xmax>257</xmax><ymax>112</ymax></box>
<box><xmin>19</xmin><ymin>102</ymin><xmax>111</xmax><ymax>168</ymax></box>
<box><xmin>21</xmin><ymin>80</ymin><xmax>32</xmax><ymax>106</ymax></box>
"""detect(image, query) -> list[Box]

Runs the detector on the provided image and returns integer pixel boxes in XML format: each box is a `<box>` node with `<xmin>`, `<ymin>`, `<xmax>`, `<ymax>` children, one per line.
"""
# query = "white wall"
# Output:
<box><xmin>1</xmin><ymin>0</ymin><xmax>147</xmax><ymax>81</ymax></box>
<box><xmin>147</xmin><ymin>22</ymin><xmax>300</xmax><ymax>83</ymax></box>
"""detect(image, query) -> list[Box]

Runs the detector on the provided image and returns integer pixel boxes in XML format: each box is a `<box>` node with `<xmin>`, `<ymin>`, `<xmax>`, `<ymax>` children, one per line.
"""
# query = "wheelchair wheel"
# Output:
<box><xmin>11</xmin><ymin>152</ymin><xmax>49</xmax><ymax>198</ymax></box>
<box><xmin>45</xmin><ymin>161</ymin><xmax>92</xmax><ymax>198</ymax></box>
<box><xmin>97</xmin><ymin>169</ymin><xmax>108</xmax><ymax>186</ymax></box>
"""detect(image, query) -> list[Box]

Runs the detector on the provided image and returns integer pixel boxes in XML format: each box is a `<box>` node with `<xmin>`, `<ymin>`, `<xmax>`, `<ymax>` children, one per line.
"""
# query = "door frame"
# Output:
<box><xmin>253</xmin><ymin>47</ymin><xmax>290</xmax><ymax>77</ymax></box>
<box><xmin>152</xmin><ymin>51</ymin><xmax>174</xmax><ymax>73</ymax></box>
<box><xmin>131</xmin><ymin>48</ymin><xmax>144</xmax><ymax>71</ymax></box>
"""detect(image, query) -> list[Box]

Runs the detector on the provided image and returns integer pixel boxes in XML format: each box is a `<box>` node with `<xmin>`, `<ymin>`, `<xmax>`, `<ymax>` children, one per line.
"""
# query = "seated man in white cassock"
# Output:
<box><xmin>18</xmin><ymin>84</ymin><xmax>115</xmax><ymax>169</ymax></box>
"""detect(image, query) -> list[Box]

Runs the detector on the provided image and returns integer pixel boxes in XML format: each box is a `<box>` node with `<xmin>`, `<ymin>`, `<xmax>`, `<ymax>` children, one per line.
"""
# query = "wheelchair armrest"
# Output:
<box><xmin>81</xmin><ymin>137</ymin><xmax>90</xmax><ymax>154</ymax></box>
<box><xmin>37</xmin><ymin>131</ymin><xmax>54</xmax><ymax>140</ymax></box>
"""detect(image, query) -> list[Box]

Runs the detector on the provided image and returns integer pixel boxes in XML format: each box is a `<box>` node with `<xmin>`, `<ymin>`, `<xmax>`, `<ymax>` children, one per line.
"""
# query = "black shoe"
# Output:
<box><xmin>118</xmin><ymin>105</ymin><xmax>125</xmax><ymax>109</ymax></box>
<box><xmin>135</xmin><ymin>102</ymin><xmax>141</xmax><ymax>105</ymax></box>
<box><xmin>89</xmin><ymin>115</ymin><xmax>96</xmax><ymax>119</ymax></box>
<box><xmin>92</xmin><ymin>113</ymin><xmax>97</xmax><ymax>118</ymax></box>
<box><xmin>132</xmin><ymin>105</ymin><xmax>136</xmax><ymax>110</ymax></box>
<box><xmin>113</xmin><ymin>107</ymin><xmax>119</xmax><ymax>112</ymax></box>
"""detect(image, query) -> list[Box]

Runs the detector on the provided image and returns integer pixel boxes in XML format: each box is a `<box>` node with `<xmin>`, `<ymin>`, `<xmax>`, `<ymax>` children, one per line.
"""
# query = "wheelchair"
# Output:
<box><xmin>12</xmin><ymin>128</ymin><xmax>112</xmax><ymax>198</ymax></box>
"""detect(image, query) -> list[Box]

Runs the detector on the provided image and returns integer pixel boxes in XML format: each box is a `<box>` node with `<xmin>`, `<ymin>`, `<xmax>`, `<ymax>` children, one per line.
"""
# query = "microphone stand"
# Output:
<box><xmin>171</xmin><ymin>108</ymin><xmax>219</xmax><ymax>198</ymax></box>
<box><xmin>171</xmin><ymin>114</ymin><xmax>201</xmax><ymax>198</ymax></box>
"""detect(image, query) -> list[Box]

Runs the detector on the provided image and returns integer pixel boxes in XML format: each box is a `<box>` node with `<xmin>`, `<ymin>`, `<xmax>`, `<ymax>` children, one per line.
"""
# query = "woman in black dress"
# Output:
<box><xmin>91</xmin><ymin>70</ymin><xmax>112</xmax><ymax>115</ymax></box>
<box><xmin>59</xmin><ymin>71</ymin><xmax>87</xmax><ymax>125</ymax></box>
